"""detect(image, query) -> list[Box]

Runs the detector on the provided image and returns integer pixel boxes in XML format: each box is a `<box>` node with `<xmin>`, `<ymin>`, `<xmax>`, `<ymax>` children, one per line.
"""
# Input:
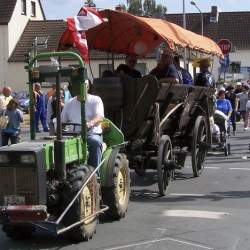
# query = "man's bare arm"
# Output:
<box><xmin>86</xmin><ymin>115</ymin><xmax>103</xmax><ymax>129</ymax></box>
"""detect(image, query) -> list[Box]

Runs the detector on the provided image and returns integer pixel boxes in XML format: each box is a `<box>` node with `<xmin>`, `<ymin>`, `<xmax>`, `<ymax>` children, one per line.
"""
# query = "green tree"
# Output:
<box><xmin>127</xmin><ymin>0</ymin><xmax>143</xmax><ymax>16</ymax></box>
<box><xmin>84</xmin><ymin>0</ymin><xmax>96</xmax><ymax>7</ymax></box>
<box><xmin>143</xmin><ymin>0</ymin><xmax>156</xmax><ymax>16</ymax></box>
<box><xmin>127</xmin><ymin>0</ymin><xmax>167</xmax><ymax>18</ymax></box>
<box><xmin>153</xmin><ymin>4</ymin><xmax>167</xmax><ymax>18</ymax></box>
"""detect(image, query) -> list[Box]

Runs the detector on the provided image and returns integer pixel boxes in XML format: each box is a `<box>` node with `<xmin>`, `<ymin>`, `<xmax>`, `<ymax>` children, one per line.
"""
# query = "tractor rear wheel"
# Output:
<box><xmin>2</xmin><ymin>224</ymin><xmax>35</xmax><ymax>240</ymax></box>
<box><xmin>61</xmin><ymin>165</ymin><xmax>100</xmax><ymax>242</ymax></box>
<box><xmin>102</xmin><ymin>153</ymin><xmax>130</xmax><ymax>220</ymax></box>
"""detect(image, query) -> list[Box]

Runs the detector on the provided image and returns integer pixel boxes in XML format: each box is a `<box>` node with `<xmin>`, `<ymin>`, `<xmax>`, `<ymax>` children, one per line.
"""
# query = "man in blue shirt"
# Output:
<box><xmin>150</xmin><ymin>52</ymin><xmax>179</xmax><ymax>84</ymax></box>
<box><xmin>173</xmin><ymin>56</ymin><xmax>194</xmax><ymax>85</ymax></box>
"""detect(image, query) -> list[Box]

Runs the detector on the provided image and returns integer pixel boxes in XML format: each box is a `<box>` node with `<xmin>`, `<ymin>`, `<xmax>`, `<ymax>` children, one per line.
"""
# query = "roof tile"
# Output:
<box><xmin>165</xmin><ymin>11</ymin><xmax>250</xmax><ymax>49</ymax></box>
<box><xmin>0</xmin><ymin>0</ymin><xmax>17</xmax><ymax>24</ymax></box>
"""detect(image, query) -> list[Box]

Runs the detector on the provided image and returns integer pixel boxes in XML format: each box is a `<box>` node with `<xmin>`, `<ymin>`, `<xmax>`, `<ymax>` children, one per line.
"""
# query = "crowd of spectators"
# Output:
<box><xmin>1</xmin><ymin>52</ymin><xmax>249</xmax><ymax>146</ymax></box>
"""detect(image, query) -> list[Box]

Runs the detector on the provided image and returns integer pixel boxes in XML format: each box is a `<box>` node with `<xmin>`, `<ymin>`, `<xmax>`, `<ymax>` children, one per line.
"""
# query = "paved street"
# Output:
<box><xmin>1</xmin><ymin>124</ymin><xmax>250</xmax><ymax>250</ymax></box>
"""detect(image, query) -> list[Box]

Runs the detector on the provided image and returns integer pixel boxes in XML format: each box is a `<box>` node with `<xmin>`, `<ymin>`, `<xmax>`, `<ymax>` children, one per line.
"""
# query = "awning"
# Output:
<box><xmin>85</xmin><ymin>9</ymin><xmax>223</xmax><ymax>58</ymax></box>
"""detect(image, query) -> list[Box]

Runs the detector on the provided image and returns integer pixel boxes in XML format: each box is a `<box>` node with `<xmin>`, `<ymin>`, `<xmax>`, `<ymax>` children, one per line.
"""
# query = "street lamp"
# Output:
<box><xmin>190</xmin><ymin>1</ymin><xmax>203</xmax><ymax>36</ymax></box>
<box><xmin>183</xmin><ymin>0</ymin><xmax>187</xmax><ymax>70</ymax></box>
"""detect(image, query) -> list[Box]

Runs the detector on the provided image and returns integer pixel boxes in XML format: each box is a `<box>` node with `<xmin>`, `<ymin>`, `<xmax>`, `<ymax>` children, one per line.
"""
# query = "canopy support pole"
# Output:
<box><xmin>108</xmin><ymin>12</ymin><xmax>115</xmax><ymax>71</ymax></box>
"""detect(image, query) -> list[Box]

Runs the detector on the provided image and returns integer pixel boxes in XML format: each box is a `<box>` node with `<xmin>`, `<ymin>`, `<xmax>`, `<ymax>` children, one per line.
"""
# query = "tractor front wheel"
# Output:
<box><xmin>61</xmin><ymin>165</ymin><xmax>100</xmax><ymax>242</ymax></box>
<box><xmin>102</xmin><ymin>153</ymin><xmax>130</xmax><ymax>220</ymax></box>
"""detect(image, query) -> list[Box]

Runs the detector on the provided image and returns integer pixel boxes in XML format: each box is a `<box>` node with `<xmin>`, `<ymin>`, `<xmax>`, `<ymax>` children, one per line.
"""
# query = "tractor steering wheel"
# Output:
<box><xmin>62</xmin><ymin>123</ymin><xmax>82</xmax><ymax>136</ymax></box>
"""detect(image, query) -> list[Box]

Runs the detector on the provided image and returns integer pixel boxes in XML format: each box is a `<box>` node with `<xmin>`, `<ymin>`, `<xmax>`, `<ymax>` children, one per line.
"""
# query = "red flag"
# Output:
<box><xmin>58</xmin><ymin>7</ymin><xmax>103</xmax><ymax>62</ymax></box>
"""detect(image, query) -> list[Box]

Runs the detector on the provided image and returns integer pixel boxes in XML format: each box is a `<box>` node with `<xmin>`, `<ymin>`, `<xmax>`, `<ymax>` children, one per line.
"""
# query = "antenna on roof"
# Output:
<box><xmin>32</xmin><ymin>36</ymin><xmax>49</xmax><ymax>49</ymax></box>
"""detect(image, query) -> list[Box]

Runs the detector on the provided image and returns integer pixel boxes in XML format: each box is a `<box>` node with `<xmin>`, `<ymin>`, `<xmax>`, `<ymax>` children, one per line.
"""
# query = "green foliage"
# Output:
<box><xmin>127</xmin><ymin>0</ymin><xmax>143</xmax><ymax>16</ymax></box>
<box><xmin>143</xmin><ymin>0</ymin><xmax>156</xmax><ymax>16</ymax></box>
<box><xmin>117</xmin><ymin>4</ymin><xmax>127</xmax><ymax>12</ymax></box>
<box><xmin>127</xmin><ymin>0</ymin><xmax>167</xmax><ymax>18</ymax></box>
<box><xmin>84</xmin><ymin>0</ymin><xmax>96</xmax><ymax>7</ymax></box>
<box><xmin>154</xmin><ymin>4</ymin><xmax>167</xmax><ymax>18</ymax></box>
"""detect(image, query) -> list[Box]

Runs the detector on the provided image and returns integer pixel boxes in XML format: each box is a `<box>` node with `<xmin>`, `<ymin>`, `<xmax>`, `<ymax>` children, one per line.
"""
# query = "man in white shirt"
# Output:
<box><xmin>61</xmin><ymin>80</ymin><xmax>104</xmax><ymax>168</ymax></box>
<box><xmin>0</xmin><ymin>87</ymin><xmax>13</xmax><ymax>111</ymax></box>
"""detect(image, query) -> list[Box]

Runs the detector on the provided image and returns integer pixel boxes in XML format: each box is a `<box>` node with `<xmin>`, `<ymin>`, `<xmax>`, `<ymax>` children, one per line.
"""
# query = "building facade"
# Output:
<box><xmin>165</xmin><ymin>7</ymin><xmax>250</xmax><ymax>82</ymax></box>
<box><xmin>0</xmin><ymin>0</ymin><xmax>45</xmax><ymax>89</ymax></box>
<box><xmin>1</xmin><ymin>3</ymin><xmax>250</xmax><ymax>91</ymax></box>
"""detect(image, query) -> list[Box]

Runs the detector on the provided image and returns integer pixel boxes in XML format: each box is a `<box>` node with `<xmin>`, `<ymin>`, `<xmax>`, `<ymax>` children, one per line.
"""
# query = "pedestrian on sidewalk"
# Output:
<box><xmin>216</xmin><ymin>89</ymin><xmax>232</xmax><ymax>120</ymax></box>
<box><xmin>0</xmin><ymin>87</ymin><xmax>13</xmax><ymax>110</ymax></box>
<box><xmin>245</xmin><ymin>92</ymin><xmax>250</xmax><ymax>130</ymax></box>
<box><xmin>47</xmin><ymin>88</ymin><xmax>64</xmax><ymax>135</ymax></box>
<box><xmin>236</xmin><ymin>84</ymin><xmax>249</xmax><ymax>131</ymax></box>
<box><xmin>0</xmin><ymin>86</ymin><xmax>13</xmax><ymax>146</ymax></box>
<box><xmin>226</xmin><ymin>85</ymin><xmax>238</xmax><ymax>135</ymax></box>
<box><xmin>1</xmin><ymin>99</ymin><xmax>23</xmax><ymax>146</ymax></box>
<box><xmin>34</xmin><ymin>83</ymin><xmax>49</xmax><ymax>132</ymax></box>
<box><xmin>234</xmin><ymin>82</ymin><xmax>242</xmax><ymax>95</ymax></box>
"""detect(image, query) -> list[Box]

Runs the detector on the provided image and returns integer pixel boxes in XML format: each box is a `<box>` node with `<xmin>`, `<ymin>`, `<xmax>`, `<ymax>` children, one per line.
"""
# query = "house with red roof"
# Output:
<box><xmin>0</xmin><ymin>0</ymin><xmax>45</xmax><ymax>89</ymax></box>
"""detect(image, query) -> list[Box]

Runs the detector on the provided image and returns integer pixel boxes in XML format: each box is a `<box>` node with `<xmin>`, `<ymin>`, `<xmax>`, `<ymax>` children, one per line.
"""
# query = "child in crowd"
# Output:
<box><xmin>1</xmin><ymin>99</ymin><xmax>23</xmax><ymax>146</ymax></box>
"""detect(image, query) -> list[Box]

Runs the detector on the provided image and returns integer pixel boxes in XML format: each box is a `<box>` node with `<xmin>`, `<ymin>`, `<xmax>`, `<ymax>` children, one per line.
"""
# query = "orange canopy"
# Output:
<box><xmin>86</xmin><ymin>9</ymin><xmax>223</xmax><ymax>58</ymax></box>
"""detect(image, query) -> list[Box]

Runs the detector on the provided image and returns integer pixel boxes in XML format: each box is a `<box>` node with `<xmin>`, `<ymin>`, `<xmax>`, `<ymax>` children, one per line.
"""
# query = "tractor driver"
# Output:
<box><xmin>61</xmin><ymin>80</ymin><xmax>104</xmax><ymax>168</ymax></box>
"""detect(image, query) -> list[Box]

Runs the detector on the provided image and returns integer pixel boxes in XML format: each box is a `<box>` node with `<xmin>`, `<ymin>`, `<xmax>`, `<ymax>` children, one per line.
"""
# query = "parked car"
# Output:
<box><xmin>13</xmin><ymin>91</ymin><xmax>29</xmax><ymax>113</ymax></box>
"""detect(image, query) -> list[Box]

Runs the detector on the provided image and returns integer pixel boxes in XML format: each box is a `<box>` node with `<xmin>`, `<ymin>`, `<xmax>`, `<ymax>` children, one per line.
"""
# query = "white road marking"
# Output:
<box><xmin>205</xmin><ymin>166</ymin><xmax>221</xmax><ymax>169</ymax></box>
<box><xmin>104</xmin><ymin>237</ymin><xmax>213</xmax><ymax>250</ymax></box>
<box><xmin>184</xmin><ymin>166</ymin><xmax>250</xmax><ymax>171</ymax></box>
<box><xmin>163</xmin><ymin>210</ymin><xmax>229</xmax><ymax>219</ymax></box>
<box><xmin>229</xmin><ymin>168</ymin><xmax>250</xmax><ymax>171</ymax></box>
<box><xmin>155</xmin><ymin>228</ymin><xmax>169</xmax><ymax>231</ymax></box>
<box><xmin>185</xmin><ymin>166</ymin><xmax>221</xmax><ymax>169</ymax></box>
<box><xmin>170</xmin><ymin>193</ymin><xmax>206</xmax><ymax>197</ymax></box>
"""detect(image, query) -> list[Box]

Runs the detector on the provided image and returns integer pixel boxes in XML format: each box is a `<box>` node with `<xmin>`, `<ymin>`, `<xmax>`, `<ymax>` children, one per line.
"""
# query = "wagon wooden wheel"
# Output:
<box><xmin>157</xmin><ymin>135</ymin><xmax>174</xmax><ymax>196</ymax></box>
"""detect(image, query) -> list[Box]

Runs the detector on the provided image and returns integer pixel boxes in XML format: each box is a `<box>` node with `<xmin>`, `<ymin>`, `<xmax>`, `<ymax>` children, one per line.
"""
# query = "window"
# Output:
<box><xmin>21</xmin><ymin>0</ymin><xmax>26</xmax><ymax>15</ymax></box>
<box><xmin>231</xmin><ymin>62</ymin><xmax>241</xmax><ymax>73</ymax></box>
<box><xmin>31</xmin><ymin>1</ymin><xmax>36</xmax><ymax>17</ymax></box>
<box><xmin>99</xmin><ymin>64</ymin><xmax>112</xmax><ymax>77</ymax></box>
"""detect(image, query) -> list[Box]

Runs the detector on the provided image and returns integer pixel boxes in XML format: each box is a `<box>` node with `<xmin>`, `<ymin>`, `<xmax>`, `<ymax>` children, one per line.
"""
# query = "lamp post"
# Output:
<box><xmin>190</xmin><ymin>1</ymin><xmax>203</xmax><ymax>36</ymax></box>
<box><xmin>183</xmin><ymin>0</ymin><xmax>187</xmax><ymax>70</ymax></box>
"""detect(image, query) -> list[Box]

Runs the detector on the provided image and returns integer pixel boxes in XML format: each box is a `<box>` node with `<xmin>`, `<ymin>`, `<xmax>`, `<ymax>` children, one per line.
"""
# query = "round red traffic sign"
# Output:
<box><xmin>218</xmin><ymin>39</ymin><xmax>232</xmax><ymax>55</ymax></box>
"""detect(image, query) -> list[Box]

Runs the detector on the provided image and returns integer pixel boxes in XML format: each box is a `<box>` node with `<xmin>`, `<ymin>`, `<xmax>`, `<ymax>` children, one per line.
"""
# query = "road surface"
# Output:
<box><xmin>0</xmin><ymin>124</ymin><xmax>250</xmax><ymax>250</ymax></box>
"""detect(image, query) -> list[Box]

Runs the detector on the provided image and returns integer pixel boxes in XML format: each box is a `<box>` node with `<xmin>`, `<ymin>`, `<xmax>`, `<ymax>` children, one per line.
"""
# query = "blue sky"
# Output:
<box><xmin>41</xmin><ymin>0</ymin><xmax>250</xmax><ymax>20</ymax></box>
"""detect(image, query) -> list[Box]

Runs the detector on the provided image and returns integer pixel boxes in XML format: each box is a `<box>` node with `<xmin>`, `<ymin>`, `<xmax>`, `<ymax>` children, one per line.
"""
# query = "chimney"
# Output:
<box><xmin>210</xmin><ymin>6</ymin><xmax>219</xmax><ymax>23</ymax></box>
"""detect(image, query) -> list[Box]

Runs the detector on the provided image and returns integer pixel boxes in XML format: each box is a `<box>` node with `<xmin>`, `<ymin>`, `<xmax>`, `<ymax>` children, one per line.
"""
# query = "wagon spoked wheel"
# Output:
<box><xmin>157</xmin><ymin>135</ymin><xmax>173</xmax><ymax>196</ymax></box>
<box><xmin>192</xmin><ymin>116</ymin><xmax>208</xmax><ymax>177</ymax></box>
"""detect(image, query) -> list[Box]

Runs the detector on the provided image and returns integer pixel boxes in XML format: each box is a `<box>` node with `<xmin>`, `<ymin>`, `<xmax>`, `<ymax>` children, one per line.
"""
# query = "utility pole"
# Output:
<box><xmin>183</xmin><ymin>0</ymin><xmax>187</xmax><ymax>70</ymax></box>
<box><xmin>190</xmin><ymin>1</ymin><xmax>203</xmax><ymax>36</ymax></box>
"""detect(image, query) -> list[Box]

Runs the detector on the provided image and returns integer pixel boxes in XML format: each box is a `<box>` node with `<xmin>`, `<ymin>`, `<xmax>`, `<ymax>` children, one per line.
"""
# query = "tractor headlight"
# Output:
<box><xmin>20</xmin><ymin>154</ymin><xmax>36</xmax><ymax>164</ymax></box>
<box><xmin>0</xmin><ymin>154</ymin><xmax>10</xmax><ymax>163</ymax></box>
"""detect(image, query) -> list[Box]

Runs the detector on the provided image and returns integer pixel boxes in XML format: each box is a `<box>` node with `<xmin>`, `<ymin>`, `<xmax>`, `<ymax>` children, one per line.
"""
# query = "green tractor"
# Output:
<box><xmin>0</xmin><ymin>52</ymin><xmax>130</xmax><ymax>241</ymax></box>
